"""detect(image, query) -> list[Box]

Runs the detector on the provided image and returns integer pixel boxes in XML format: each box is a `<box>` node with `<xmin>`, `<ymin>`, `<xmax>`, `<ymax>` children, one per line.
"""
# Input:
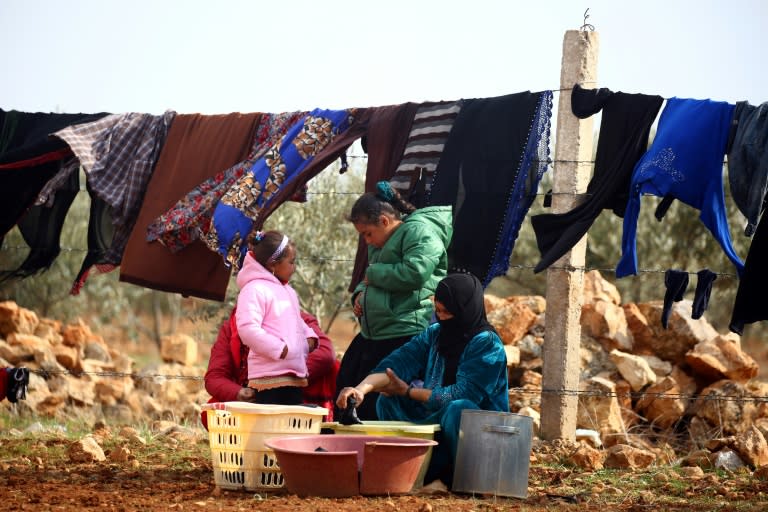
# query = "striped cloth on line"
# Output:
<box><xmin>389</xmin><ymin>101</ymin><xmax>461</xmax><ymax>206</ymax></box>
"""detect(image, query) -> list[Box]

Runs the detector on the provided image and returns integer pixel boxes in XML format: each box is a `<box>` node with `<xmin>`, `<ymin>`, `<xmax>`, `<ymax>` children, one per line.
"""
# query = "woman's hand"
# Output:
<box><xmin>307</xmin><ymin>337</ymin><xmax>318</xmax><ymax>352</ymax></box>
<box><xmin>379</xmin><ymin>368</ymin><xmax>409</xmax><ymax>397</ymax></box>
<box><xmin>353</xmin><ymin>293</ymin><xmax>363</xmax><ymax>317</ymax></box>
<box><xmin>336</xmin><ymin>386</ymin><xmax>365</xmax><ymax>409</ymax></box>
<box><xmin>236</xmin><ymin>387</ymin><xmax>256</xmax><ymax>402</ymax></box>
<box><xmin>279</xmin><ymin>344</ymin><xmax>288</xmax><ymax>359</ymax></box>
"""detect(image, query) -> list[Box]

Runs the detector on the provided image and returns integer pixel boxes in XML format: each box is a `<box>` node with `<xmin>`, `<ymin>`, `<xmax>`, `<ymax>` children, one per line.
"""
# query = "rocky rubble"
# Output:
<box><xmin>0</xmin><ymin>300</ymin><xmax>208</xmax><ymax>424</ymax></box>
<box><xmin>488</xmin><ymin>270</ymin><xmax>767</xmax><ymax>472</ymax></box>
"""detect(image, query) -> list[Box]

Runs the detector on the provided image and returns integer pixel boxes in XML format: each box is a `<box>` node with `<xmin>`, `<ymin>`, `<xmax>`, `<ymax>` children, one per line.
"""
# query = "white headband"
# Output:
<box><xmin>268</xmin><ymin>235</ymin><xmax>289</xmax><ymax>263</ymax></box>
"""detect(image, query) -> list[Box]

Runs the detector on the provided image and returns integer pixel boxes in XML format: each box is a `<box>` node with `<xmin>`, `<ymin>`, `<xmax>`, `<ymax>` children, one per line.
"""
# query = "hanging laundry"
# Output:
<box><xmin>662</xmin><ymin>269</ymin><xmax>689</xmax><ymax>328</ymax></box>
<box><xmin>250</xmin><ymin>108</ymin><xmax>373</xmax><ymax>231</ymax></box>
<box><xmin>0</xmin><ymin>110</ymin><xmax>108</xmax><ymax>169</ymax></box>
<box><xmin>727</xmin><ymin>101</ymin><xmax>768</xmax><ymax>236</ymax></box>
<box><xmin>616</xmin><ymin>98</ymin><xmax>743</xmax><ymax>278</ymax></box>
<box><xmin>388</xmin><ymin>101</ymin><xmax>462</xmax><ymax>208</ymax></box>
<box><xmin>50</xmin><ymin>111</ymin><xmax>176</xmax><ymax>274</ymax></box>
<box><xmin>0</xmin><ymin>109</ymin><xmax>108</xmax><ymax>238</ymax></box>
<box><xmin>146</xmin><ymin>111</ymin><xmax>306</xmax><ymax>252</ymax></box>
<box><xmin>531</xmin><ymin>85</ymin><xmax>663</xmax><ymax>273</ymax></box>
<box><xmin>347</xmin><ymin>103</ymin><xmax>420</xmax><ymax>292</ymax></box>
<box><xmin>205</xmin><ymin>108</ymin><xmax>358</xmax><ymax>269</ymax></box>
<box><xmin>429</xmin><ymin>91</ymin><xmax>554</xmax><ymax>286</ymax></box>
<box><xmin>120</xmin><ymin>113</ymin><xmax>263</xmax><ymax>301</ymax></box>
<box><xmin>730</xmin><ymin>209</ymin><xmax>768</xmax><ymax>335</ymax></box>
<box><xmin>692</xmin><ymin>268</ymin><xmax>717</xmax><ymax>320</ymax></box>
<box><xmin>2</xmin><ymin>367</ymin><xmax>30</xmax><ymax>403</ymax></box>
<box><xmin>70</xmin><ymin>191</ymin><xmax>114</xmax><ymax>295</ymax></box>
<box><xmin>0</xmin><ymin>168</ymin><xmax>79</xmax><ymax>282</ymax></box>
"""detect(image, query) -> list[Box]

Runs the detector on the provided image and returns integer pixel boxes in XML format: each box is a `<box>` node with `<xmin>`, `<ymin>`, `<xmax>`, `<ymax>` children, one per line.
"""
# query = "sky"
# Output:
<box><xmin>1</xmin><ymin>0</ymin><xmax>767</xmax><ymax>116</ymax></box>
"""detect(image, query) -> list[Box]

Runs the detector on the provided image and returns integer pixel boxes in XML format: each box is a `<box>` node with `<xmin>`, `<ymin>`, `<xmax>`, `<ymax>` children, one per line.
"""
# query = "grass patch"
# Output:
<box><xmin>530</xmin><ymin>462</ymin><xmax>768</xmax><ymax>510</ymax></box>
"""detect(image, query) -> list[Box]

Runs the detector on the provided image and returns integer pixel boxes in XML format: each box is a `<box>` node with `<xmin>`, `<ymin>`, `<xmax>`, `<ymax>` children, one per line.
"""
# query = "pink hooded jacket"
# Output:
<box><xmin>235</xmin><ymin>252</ymin><xmax>315</xmax><ymax>380</ymax></box>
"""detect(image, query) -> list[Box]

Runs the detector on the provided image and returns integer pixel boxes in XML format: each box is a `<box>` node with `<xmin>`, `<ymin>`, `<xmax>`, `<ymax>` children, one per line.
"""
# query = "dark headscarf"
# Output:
<box><xmin>434</xmin><ymin>272</ymin><xmax>495</xmax><ymax>385</ymax></box>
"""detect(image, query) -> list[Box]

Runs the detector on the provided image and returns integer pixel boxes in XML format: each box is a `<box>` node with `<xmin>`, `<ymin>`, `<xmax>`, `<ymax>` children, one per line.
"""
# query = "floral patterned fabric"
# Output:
<box><xmin>205</xmin><ymin>108</ymin><xmax>354</xmax><ymax>269</ymax></box>
<box><xmin>146</xmin><ymin>111</ymin><xmax>306</xmax><ymax>252</ymax></box>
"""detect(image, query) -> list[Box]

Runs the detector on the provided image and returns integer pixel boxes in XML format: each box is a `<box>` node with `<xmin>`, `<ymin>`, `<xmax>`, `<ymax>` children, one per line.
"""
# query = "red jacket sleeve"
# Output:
<box><xmin>203</xmin><ymin>319</ymin><xmax>243</xmax><ymax>402</ymax></box>
<box><xmin>301</xmin><ymin>311</ymin><xmax>336</xmax><ymax>383</ymax></box>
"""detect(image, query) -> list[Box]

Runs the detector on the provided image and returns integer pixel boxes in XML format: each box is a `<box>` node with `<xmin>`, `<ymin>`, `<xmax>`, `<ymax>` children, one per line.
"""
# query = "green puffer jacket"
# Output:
<box><xmin>354</xmin><ymin>205</ymin><xmax>452</xmax><ymax>340</ymax></box>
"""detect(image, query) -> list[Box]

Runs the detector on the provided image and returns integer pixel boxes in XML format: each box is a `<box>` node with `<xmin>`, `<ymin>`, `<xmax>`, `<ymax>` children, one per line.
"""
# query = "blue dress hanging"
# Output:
<box><xmin>616</xmin><ymin>98</ymin><xmax>742</xmax><ymax>278</ymax></box>
<box><xmin>206</xmin><ymin>108</ymin><xmax>353</xmax><ymax>268</ymax></box>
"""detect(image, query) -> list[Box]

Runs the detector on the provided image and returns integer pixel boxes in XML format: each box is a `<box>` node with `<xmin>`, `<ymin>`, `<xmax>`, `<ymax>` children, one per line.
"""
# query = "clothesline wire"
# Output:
<box><xmin>18</xmin><ymin>367</ymin><xmax>768</xmax><ymax>404</ymax></box>
<box><xmin>580</xmin><ymin>8</ymin><xmax>596</xmax><ymax>32</ymax></box>
<box><xmin>347</xmin><ymin>155</ymin><xmax>733</xmax><ymax>166</ymax></box>
<box><xmin>0</xmin><ymin>248</ymin><xmax>739</xmax><ymax>279</ymax></box>
<box><xmin>305</xmin><ymin>190</ymin><xmax>593</xmax><ymax>196</ymax></box>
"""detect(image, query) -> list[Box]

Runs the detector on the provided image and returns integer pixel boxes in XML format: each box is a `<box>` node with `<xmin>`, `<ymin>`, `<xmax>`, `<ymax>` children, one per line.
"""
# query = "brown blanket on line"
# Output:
<box><xmin>120</xmin><ymin>113</ymin><xmax>262</xmax><ymax>301</ymax></box>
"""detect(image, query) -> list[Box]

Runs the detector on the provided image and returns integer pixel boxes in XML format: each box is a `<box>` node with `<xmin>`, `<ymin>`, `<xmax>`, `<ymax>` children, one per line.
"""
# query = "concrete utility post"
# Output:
<box><xmin>539</xmin><ymin>29</ymin><xmax>599</xmax><ymax>441</ymax></box>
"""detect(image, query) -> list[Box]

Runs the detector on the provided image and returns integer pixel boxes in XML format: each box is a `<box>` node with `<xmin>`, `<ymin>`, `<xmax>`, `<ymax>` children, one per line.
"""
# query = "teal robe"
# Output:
<box><xmin>373</xmin><ymin>323</ymin><xmax>509</xmax><ymax>484</ymax></box>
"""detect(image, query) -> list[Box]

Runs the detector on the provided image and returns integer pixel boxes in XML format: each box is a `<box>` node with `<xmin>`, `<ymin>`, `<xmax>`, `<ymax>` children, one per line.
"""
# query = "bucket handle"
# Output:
<box><xmin>482</xmin><ymin>424</ymin><xmax>520</xmax><ymax>435</ymax></box>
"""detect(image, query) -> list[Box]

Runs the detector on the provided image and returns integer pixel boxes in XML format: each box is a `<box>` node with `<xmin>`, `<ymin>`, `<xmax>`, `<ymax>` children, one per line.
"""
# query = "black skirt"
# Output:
<box><xmin>335</xmin><ymin>333</ymin><xmax>411</xmax><ymax>421</ymax></box>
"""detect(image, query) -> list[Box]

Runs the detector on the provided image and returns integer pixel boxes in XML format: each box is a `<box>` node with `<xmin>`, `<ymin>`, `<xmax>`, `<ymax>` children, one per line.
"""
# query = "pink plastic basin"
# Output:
<box><xmin>265</xmin><ymin>434</ymin><xmax>438</xmax><ymax>497</ymax></box>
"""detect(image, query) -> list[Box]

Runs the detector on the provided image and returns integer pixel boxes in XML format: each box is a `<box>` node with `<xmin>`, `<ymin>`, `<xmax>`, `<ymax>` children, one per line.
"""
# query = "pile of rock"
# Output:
<box><xmin>0</xmin><ymin>301</ymin><xmax>208</xmax><ymax>424</ymax></box>
<box><xmin>487</xmin><ymin>270</ymin><xmax>768</xmax><ymax>471</ymax></box>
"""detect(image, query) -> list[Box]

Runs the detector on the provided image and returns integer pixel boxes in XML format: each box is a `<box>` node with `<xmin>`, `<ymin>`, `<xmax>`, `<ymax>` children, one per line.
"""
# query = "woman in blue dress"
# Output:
<box><xmin>336</xmin><ymin>272</ymin><xmax>509</xmax><ymax>487</ymax></box>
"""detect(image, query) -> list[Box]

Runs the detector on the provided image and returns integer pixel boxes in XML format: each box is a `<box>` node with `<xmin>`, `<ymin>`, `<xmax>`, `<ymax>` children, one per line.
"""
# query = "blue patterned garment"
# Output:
<box><xmin>372</xmin><ymin>323</ymin><xmax>508</xmax><ymax>481</ymax></box>
<box><xmin>146</xmin><ymin>111</ymin><xmax>306</xmax><ymax>253</ymax></box>
<box><xmin>617</xmin><ymin>98</ymin><xmax>741</xmax><ymax>278</ymax></box>
<box><xmin>205</xmin><ymin>108</ymin><xmax>354</xmax><ymax>268</ymax></box>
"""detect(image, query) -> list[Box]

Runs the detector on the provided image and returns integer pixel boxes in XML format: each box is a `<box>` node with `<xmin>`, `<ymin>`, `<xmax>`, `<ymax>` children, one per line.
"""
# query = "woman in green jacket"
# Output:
<box><xmin>336</xmin><ymin>181</ymin><xmax>452</xmax><ymax>420</ymax></box>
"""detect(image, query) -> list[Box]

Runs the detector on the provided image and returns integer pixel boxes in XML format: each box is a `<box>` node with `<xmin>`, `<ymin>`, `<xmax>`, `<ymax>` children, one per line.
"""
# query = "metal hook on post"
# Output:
<box><xmin>580</xmin><ymin>8</ymin><xmax>595</xmax><ymax>31</ymax></box>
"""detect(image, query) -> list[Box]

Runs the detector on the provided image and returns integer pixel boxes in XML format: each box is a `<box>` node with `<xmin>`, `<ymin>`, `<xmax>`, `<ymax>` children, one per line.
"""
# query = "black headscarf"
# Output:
<box><xmin>434</xmin><ymin>272</ymin><xmax>495</xmax><ymax>385</ymax></box>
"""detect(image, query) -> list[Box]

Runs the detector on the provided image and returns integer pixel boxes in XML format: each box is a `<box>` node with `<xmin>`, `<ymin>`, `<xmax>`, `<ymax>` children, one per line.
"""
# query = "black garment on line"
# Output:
<box><xmin>0</xmin><ymin>161</ymin><xmax>61</xmax><ymax>241</ymax></box>
<box><xmin>0</xmin><ymin>110</ymin><xmax>109</xmax><ymax>238</ymax></box>
<box><xmin>0</xmin><ymin>110</ymin><xmax>105</xmax><ymax>165</ymax></box>
<box><xmin>71</xmin><ymin>188</ymin><xmax>115</xmax><ymax>294</ymax></box>
<box><xmin>531</xmin><ymin>84</ymin><xmax>663</xmax><ymax>273</ymax></box>
<box><xmin>730</xmin><ymin>210</ymin><xmax>768</xmax><ymax>335</ymax></box>
<box><xmin>662</xmin><ymin>269</ymin><xmax>689</xmax><ymax>329</ymax></box>
<box><xmin>429</xmin><ymin>91</ymin><xmax>545</xmax><ymax>285</ymax></box>
<box><xmin>692</xmin><ymin>269</ymin><xmax>717</xmax><ymax>320</ymax></box>
<box><xmin>727</xmin><ymin>101</ymin><xmax>768</xmax><ymax>236</ymax></box>
<box><xmin>5</xmin><ymin>367</ymin><xmax>30</xmax><ymax>403</ymax></box>
<box><xmin>0</xmin><ymin>168</ymin><xmax>79</xmax><ymax>282</ymax></box>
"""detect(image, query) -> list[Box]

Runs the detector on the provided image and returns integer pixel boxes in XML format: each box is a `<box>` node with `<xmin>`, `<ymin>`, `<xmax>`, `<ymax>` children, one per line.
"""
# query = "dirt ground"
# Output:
<box><xmin>0</xmin><ymin>450</ymin><xmax>535</xmax><ymax>511</ymax></box>
<box><xmin>0</xmin><ymin>461</ymin><xmax>649</xmax><ymax>512</ymax></box>
<box><xmin>1</xmin><ymin>435</ymin><xmax>768</xmax><ymax>512</ymax></box>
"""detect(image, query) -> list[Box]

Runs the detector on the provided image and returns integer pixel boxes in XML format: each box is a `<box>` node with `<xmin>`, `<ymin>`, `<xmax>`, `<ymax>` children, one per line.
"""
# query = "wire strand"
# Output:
<box><xmin>0</xmin><ymin>249</ymin><xmax>739</xmax><ymax>278</ymax></box>
<box><xmin>22</xmin><ymin>367</ymin><xmax>768</xmax><ymax>404</ymax></box>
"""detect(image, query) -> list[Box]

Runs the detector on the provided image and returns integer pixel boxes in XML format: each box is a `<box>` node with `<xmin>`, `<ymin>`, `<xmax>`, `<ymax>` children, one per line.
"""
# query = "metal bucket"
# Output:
<box><xmin>452</xmin><ymin>410</ymin><xmax>533</xmax><ymax>498</ymax></box>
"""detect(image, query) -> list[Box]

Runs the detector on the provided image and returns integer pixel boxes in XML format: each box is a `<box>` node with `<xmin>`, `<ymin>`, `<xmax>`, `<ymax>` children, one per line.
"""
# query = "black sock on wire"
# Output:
<box><xmin>692</xmin><ymin>269</ymin><xmax>717</xmax><ymax>320</ymax></box>
<box><xmin>662</xmin><ymin>269</ymin><xmax>689</xmax><ymax>329</ymax></box>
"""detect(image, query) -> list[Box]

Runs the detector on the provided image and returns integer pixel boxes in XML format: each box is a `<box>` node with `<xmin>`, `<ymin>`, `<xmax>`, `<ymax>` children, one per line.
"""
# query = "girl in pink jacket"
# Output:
<box><xmin>236</xmin><ymin>230</ymin><xmax>318</xmax><ymax>405</ymax></box>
